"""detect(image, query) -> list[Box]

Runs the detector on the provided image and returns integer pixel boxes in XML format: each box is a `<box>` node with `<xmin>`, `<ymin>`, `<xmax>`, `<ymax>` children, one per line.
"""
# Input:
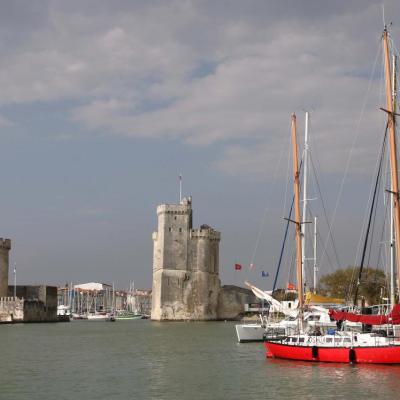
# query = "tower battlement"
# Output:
<box><xmin>190</xmin><ymin>229</ymin><xmax>221</xmax><ymax>241</ymax></box>
<box><xmin>157</xmin><ymin>197</ymin><xmax>192</xmax><ymax>216</ymax></box>
<box><xmin>0</xmin><ymin>239</ymin><xmax>11</xmax><ymax>249</ymax></box>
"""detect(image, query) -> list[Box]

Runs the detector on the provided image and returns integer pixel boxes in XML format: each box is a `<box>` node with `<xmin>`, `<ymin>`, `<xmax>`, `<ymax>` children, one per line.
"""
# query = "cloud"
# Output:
<box><xmin>0</xmin><ymin>0</ymin><xmax>398</xmax><ymax>179</ymax></box>
<box><xmin>0</xmin><ymin>114</ymin><xmax>15</xmax><ymax>128</ymax></box>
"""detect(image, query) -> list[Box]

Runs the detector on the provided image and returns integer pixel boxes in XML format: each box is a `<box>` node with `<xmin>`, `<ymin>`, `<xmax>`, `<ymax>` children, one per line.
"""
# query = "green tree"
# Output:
<box><xmin>319</xmin><ymin>266</ymin><xmax>388</xmax><ymax>305</ymax></box>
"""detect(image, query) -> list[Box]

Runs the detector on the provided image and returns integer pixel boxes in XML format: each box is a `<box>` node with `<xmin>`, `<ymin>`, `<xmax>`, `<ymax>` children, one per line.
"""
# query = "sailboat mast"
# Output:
<box><xmin>383</xmin><ymin>28</ymin><xmax>400</xmax><ymax>302</ymax></box>
<box><xmin>301</xmin><ymin>112</ymin><xmax>309</xmax><ymax>290</ymax></box>
<box><xmin>291</xmin><ymin>113</ymin><xmax>304</xmax><ymax>310</ymax></box>
<box><xmin>313</xmin><ymin>216</ymin><xmax>317</xmax><ymax>294</ymax></box>
<box><xmin>390</xmin><ymin>54</ymin><xmax>397</xmax><ymax>308</ymax></box>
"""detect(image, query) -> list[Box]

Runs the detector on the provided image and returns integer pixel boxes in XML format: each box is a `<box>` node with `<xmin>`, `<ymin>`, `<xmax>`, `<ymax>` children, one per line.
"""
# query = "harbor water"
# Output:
<box><xmin>1</xmin><ymin>320</ymin><xmax>400</xmax><ymax>400</ymax></box>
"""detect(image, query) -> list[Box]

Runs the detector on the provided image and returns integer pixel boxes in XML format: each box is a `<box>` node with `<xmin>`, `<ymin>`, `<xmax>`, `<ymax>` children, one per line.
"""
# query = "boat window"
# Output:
<box><xmin>291</xmin><ymin>337</ymin><xmax>298</xmax><ymax>343</ymax></box>
<box><xmin>306</xmin><ymin>315</ymin><xmax>321</xmax><ymax>321</ymax></box>
<box><xmin>344</xmin><ymin>338</ymin><xmax>351</xmax><ymax>343</ymax></box>
<box><xmin>334</xmin><ymin>338</ymin><xmax>341</xmax><ymax>343</ymax></box>
<box><xmin>326</xmin><ymin>338</ymin><xmax>333</xmax><ymax>343</ymax></box>
<box><xmin>299</xmin><ymin>338</ymin><xmax>305</xmax><ymax>343</ymax></box>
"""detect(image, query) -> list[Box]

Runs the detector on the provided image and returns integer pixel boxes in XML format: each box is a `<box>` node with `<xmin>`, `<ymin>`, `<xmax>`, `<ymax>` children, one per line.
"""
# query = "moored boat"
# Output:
<box><xmin>115</xmin><ymin>310</ymin><xmax>142</xmax><ymax>320</ymax></box>
<box><xmin>265</xmin><ymin>27</ymin><xmax>400</xmax><ymax>364</ymax></box>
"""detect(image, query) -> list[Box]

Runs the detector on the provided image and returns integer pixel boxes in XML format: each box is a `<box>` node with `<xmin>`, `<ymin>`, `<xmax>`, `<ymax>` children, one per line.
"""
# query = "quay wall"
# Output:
<box><xmin>0</xmin><ymin>297</ymin><xmax>24</xmax><ymax>322</ymax></box>
<box><xmin>217</xmin><ymin>285</ymin><xmax>258</xmax><ymax>320</ymax></box>
<box><xmin>4</xmin><ymin>285</ymin><xmax>58</xmax><ymax>322</ymax></box>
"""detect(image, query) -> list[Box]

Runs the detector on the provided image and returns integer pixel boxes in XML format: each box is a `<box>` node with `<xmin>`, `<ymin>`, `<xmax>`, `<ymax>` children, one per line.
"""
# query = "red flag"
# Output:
<box><xmin>287</xmin><ymin>282</ymin><xmax>296</xmax><ymax>290</ymax></box>
<box><xmin>234</xmin><ymin>263</ymin><xmax>242</xmax><ymax>270</ymax></box>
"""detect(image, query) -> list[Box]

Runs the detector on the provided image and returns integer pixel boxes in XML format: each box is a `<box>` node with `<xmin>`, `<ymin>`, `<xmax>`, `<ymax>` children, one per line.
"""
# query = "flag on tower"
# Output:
<box><xmin>261</xmin><ymin>271</ymin><xmax>269</xmax><ymax>277</ymax></box>
<box><xmin>249</xmin><ymin>263</ymin><xmax>254</xmax><ymax>269</ymax></box>
<box><xmin>234</xmin><ymin>263</ymin><xmax>242</xmax><ymax>270</ymax></box>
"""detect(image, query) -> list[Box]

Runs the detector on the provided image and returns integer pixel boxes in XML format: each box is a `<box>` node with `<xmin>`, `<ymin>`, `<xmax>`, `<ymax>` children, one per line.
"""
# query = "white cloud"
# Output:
<box><xmin>0</xmin><ymin>0</ymin><xmax>398</xmax><ymax>178</ymax></box>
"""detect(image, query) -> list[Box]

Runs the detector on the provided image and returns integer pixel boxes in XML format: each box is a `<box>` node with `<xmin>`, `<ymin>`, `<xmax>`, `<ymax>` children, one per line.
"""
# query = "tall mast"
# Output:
<box><xmin>291</xmin><ymin>113</ymin><xmax>304</xmax><ymax>311</ymax></box>
<box><xmin>301</xmin><ymin>112</ymin><xmax>309</xmax><ymax>290</ymax></box>
<box><xmin>390</xmin><ymin>54</ymin><xmax>397</xmax><ymax>308</ymax></box>
<box><xmin>313</xmin><ymin>216</ymin><xmax>318</xmax><ymax>294</ymax></box>
<box><xmin>383</xmin><ymin>28</ymin><xmax>400</xmax><ymax>303</ymax></box>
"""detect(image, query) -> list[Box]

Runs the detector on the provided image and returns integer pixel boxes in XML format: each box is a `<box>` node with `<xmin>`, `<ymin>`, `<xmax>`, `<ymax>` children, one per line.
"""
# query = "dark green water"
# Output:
<box><xmin>1</xmin><ymin>320</ymin><xmax>400</xmax><ymax>400</ymax></box>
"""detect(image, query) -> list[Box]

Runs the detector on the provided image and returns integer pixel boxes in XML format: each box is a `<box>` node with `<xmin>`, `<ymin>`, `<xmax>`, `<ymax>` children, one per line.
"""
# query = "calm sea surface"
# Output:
<box><xmin>1</xmin><ymin>320</ymin><xmax>400</xmax><ymax>400</ymax></box>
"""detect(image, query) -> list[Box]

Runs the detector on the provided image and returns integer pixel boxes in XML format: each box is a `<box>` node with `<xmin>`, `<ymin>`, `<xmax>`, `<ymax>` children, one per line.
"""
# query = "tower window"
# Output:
<box><xmin>174</xmin><ymin>216</ymin><xmax>177</xmax><ymax>220</ymax></box>
<box><xmin>168</xmin><ymin>227</ymin><xmax>172</xmax><ymax>232</ymax></box>
<box><xmin>179</xmin><ymin>228</ymin><xmax>182</xmax><ymax>232</ymax></box>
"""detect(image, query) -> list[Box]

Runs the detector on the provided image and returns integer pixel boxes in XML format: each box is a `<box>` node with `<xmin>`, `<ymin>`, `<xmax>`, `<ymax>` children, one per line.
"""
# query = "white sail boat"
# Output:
<box><xmin>236</xmin><ymin>113</ymin><xmax>340</xmax><ymax>342</ymax></box>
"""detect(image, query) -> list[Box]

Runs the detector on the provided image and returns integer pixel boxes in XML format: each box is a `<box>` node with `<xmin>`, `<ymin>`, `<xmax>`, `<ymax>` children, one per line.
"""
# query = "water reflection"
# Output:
<box><xmin>265</xmin><ymin>358</ymin><xmax>400</xmax><ymax>399</ymax></box>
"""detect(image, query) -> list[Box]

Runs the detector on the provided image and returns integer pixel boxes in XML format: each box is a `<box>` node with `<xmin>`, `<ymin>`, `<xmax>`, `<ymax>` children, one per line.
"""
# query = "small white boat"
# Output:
<box><xmin>235</xmin><ymin>322</ymin><xmax>266</xmax><ymax>342</ymax></box>
<box><xmin>87</xmin><ymin>313</ymin><xmax>109</xmax><ymax>320</ymax></box>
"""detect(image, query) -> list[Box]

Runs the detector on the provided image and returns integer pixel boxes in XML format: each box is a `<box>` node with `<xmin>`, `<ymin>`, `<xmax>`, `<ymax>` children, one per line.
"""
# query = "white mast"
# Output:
<box><xmin>13</xmin><ymin>263</ymin><xmax>16</xmax><ymax>298</ymax></box>
<box><xmin>179</xmin><ymin>173</ymin><xmax>182</xmax><ymax>203</ymax></box>
<box><xmin>313</xmin><ymin>216</ymin><xmax>318</xmax><ymax>293</ymax></box>
<box><xmin>390</xmin><ymin>54</ymin><xmax>397</xmax><ymax>308</ymax></box>
<box><xmin>301</xmin><ymin>112</ymin><xmax>310</xmax><ymax>290</ymax></box>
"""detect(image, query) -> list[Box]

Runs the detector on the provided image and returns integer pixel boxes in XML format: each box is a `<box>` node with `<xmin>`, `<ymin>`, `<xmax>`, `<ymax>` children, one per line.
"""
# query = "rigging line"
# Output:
<box><xmin>365</xmin><ymin>160</ymin><xmax>383</xmax><ymax>269</ymax></box>
<box><xmin>309</xmin><ymin>152</ymin><xmax>341</xmax><ymax>269</ymax></box>
<box><xmin>248</xmin><ymin>131</ymin><xmax>290</xmax><ymax>269</ymax></box>
<box><xmin>374</xmin><ymin>195</ymin><xmax>390</xmax><ymax>281</ymax></box>
<box><xmin>315</xmin><ymin>227</ymin><xmax>336</xmax><ymax>273</ymax></box>
<box><xmin>346</xmin><ymin>125</ymin><xmax>387</xmax><ymax>301</ymax></box>
<box><xmin>282</xmin><ymin>124</ymin><xmax>293</xmax><ymax>219</ymax></box>
<box><xmin>353</xmin><ymin>124</ymin><xmax>388</xmax><ymax>305</ymax></box>
<box><xmin>272</xmin><ymin>196</ymin><xmax>294</xmax><ymax>292</ymax></box>
<box><xmin>272</xmin><ymin>159</ymin><xmax>303</xmax><ymax>292</ymax></box>
<box><xmin>319</xmin><ymin>43</ymin><xmax>381</xmax><ymax>269</ymax></box>
<box><xmin>349</xmin><ymin>50</ymin><xmax>388</xmax><ymax>296</ymax></box>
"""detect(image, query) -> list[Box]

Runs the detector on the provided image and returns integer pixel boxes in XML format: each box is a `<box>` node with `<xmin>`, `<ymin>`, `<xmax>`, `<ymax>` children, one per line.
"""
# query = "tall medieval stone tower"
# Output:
<box><xmin>151</xmin><ymin>197</ymin><xmax>221</xmax><ymax>320</ymax></box>
<box><xmin>0</xmin><ymin>238</ymin><xmax>11</xmax><ymax>297</ymax></box>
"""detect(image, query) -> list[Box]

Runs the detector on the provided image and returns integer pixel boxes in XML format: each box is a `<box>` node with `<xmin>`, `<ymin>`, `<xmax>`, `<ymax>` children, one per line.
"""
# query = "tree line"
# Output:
<box><xmin>273</xmin><ymin>266</ymin><xmax>389</xmax><ymax>305</ymax></box>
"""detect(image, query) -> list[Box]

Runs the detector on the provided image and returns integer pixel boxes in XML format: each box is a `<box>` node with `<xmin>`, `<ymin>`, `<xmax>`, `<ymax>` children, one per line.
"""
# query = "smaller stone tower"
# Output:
<box><xmin>0</xmin><ymin>238</ymin><xmax>11</xmax><ymax>297</ymax></box>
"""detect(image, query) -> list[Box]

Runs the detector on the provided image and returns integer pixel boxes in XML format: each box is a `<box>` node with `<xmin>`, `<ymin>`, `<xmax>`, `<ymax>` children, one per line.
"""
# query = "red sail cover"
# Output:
<box><xmin>329</xmin><ymin>304</ymin><xmax>400</xmax><ymax>325</ymax></box>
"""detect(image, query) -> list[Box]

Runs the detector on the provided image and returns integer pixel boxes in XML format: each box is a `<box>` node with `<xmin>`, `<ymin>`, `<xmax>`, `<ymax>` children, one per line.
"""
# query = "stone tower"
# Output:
<box><xmin>151</xmin><ymin>197</ymin><xmax>221</xmax><ymax>320</ymax></box>
<box><xmin>0</xmin><ymin>238</ymin><xmax>11</xmax><ymax>297</ymax></box>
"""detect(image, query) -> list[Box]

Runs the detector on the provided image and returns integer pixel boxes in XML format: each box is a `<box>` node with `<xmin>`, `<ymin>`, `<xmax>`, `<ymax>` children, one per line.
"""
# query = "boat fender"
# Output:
<box><xmin>311</xmin><ymin>346</ymin><xmax>318</xmax><ymax>359</ymax></box>
<box><xmin>349</xmin><ymin>348</ymin><xmax>356</xmax><ymax>364</ymax></box>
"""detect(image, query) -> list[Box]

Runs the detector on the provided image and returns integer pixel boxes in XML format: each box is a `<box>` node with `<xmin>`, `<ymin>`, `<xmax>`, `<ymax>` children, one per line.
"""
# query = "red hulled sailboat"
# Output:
<box><xmin>264</xmin><ymin>27</ymin><xmax>400</xmax><ymax>364</ymax></box>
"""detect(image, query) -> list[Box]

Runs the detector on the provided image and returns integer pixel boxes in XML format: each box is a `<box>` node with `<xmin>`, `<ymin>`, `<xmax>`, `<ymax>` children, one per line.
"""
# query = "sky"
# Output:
<box><xmin>1</xmin><ymin>0</ymin><xmax>400</xmax><ymax>290</ymax></box>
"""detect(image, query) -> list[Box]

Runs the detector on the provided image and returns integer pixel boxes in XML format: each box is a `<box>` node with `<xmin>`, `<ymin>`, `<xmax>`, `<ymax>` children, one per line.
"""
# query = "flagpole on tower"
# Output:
<box><xmin>13</xmin><ymin>263</ymin><xmax>16</xmax><ymax>299</ymax></box>
<box><xmin>179</xmin><ymin>173</ymin><xmax>182</xmax><ymax>203</ymax></box>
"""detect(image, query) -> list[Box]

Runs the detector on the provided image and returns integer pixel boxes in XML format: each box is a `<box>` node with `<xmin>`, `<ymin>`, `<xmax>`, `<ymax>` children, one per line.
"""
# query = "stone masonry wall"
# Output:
<box><xmin>217</xmin><ymin>285</ymin><xmax>258</xmax><ymax>320</ymax></box>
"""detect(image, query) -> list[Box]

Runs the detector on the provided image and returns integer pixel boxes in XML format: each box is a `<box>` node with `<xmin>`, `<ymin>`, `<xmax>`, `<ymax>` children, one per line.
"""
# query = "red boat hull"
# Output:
<box><xmin>264</xmin><ymin>341</ymin><xmax>400</xmax><ymax>364</ymax></box>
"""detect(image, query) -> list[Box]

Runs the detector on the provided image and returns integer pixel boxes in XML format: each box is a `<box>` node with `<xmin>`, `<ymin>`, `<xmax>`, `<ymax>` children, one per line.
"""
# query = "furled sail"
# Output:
<box><xmin>244</xmin><ymin>281</ymin><xmax>298</xmax><ymax>317</ymax></box>
<box><xmin>329</xmin><ymin>304</ymin><xmax>400</xmax><ymax>325</ymax></box>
